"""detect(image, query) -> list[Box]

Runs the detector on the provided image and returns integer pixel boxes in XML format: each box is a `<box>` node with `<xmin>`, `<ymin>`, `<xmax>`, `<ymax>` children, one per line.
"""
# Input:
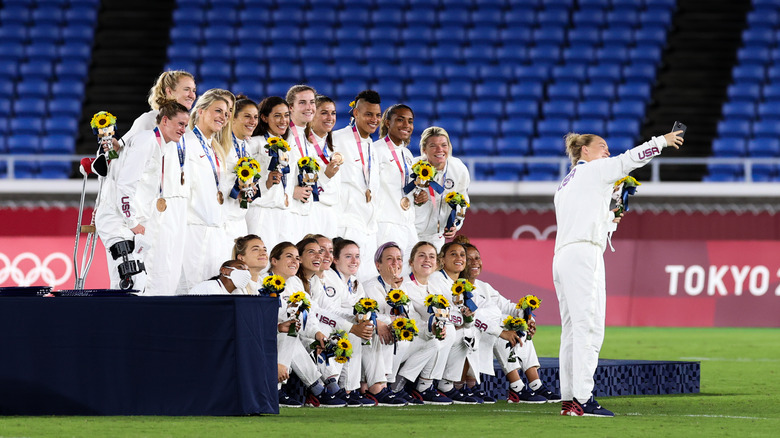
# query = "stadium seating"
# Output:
<box><xmin>710</xmin><ymin>0</ymin><xmax>780</xmax><ymax>181</ymax></box>
<box><xmin>154</xmin><ymin>0</ymin><xmax>673</xmax><ymax>182</ymax></box>
<box><xmin>0</xmin><ymin>0</ymin><xmax>97</xmax><ymax>178</ymax></box>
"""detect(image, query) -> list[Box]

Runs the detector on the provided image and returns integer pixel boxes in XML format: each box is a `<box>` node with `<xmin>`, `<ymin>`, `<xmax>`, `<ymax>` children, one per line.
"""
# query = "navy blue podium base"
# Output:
<box><xmin>286</xmin><ymin>357</ymin><xmax>700</xmax><ymax>401</ymax></box>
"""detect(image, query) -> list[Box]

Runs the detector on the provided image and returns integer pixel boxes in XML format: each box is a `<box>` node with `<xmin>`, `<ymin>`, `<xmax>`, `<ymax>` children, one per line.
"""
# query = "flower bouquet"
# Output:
<box><xmin>613</xmin><ymin>176</ymin><xmax>641</xmax><ymax>217</ymax></box>
<box><xmin>404</xmin><ymin>160</ymin><xmax>444</xmax><ymax>205</ymax></box>
<box><xmin>296</xmin><ymin>156</ymin><xmax>321</xmax><ymax>202</ymax></box>
<box><xmin>424</xmin><ymin>293</ymin><xmax>450</xmax><ymax>340</ymax></box>
<box><xmin>90</xmin><ymin>111</ymin><xmax>118</xmax><ymax>176</ymax></box>
<box><xmin>386</xmin><ymin>289</ymin><xmax>410</xmax><ymax>317</ymax></box>
<box><xmin>353</xmin><ymin>297</ymin><xmax>378</xmax><ymax>345</ymax></box>
<box><xmin>502</xmin><ymin>315</ymin><xmax>528</xmax><ymax>363</ymax></box>
<box><xmin>259</xmin><ymin>274</ymin><xmax>285</xmax><ymax>297</ymax></box>
<box><xmin>451</xmin><ymin>278</ymin><xmax>478</xmax><ymax>324</ymax></box>
<box><xmin>516</xmin><ymin>294</ymin><xmax>541</xmax><ymax>340</ymax></box>
<box><xmin>231</xmin><ymin>156</ymin><xmax>262</xmax><ymax>208</ymax></box>
<box><xmin>312</xmin><ymin>329</ymin><xmax>353</xmax><ymax>365</ymax></box>
<box><xmin>285</xmin><ymin>291</ymin><xmax>310</xmax><ymax>338</ymax></box>
<box><xmin>390</xmin><ymin>317</ymin><xmax>419</xmax><ymax>353</ymax></box>
<box><xmin>265</xmin><ymin>136</ymin><xmax>291</xmax><ymax>172</ymax></box>
<box><xmin>444</xmin><ymin>192</ymin><xmax>470</xmax><ymax>229</ymax></box>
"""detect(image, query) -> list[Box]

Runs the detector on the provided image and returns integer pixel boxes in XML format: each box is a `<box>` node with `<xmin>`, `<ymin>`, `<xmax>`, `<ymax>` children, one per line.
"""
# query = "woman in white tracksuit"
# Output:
<box><xmin>95</xmin><ymin>101</ymin><xmax>190</xmax><ymax>293</ymax></box>
<box><xmin>373</xmin><ymin>104</ymin><xmax>428</xmax><ymax>269</ymax></box>
<box><xmin>98</xmin><ymin>71</ymin><xmax>196</xmax><ymax>288</ymax></box>
<box><xmin>331</xmin><ymin>90</ymin><xmax>382</xmax><ymax>281</ymax></box>
<box><xmin>304</xmin><ymin>95</ymin><xmax>341</xmax><ymax>238</ymax></box>
<box><xmin>460</xmin><ymin>240</ymin><xmax>559</xmax><ymax>404</ymax></box>
<box><xmin>392</xmin><ymin>242</ymin><xmax>455</xmax><ymax>405</ymax></box>
<box><xmin>554</xmin><ymin>130</ymin><xmax>683</xmax><ymax>416</ymax></box>
<box><xmin>245</xmin><ymin>96</ymin><xmax>291</xmax><ymax>253</ymax></box>
<box><xmin>267</xmin><ymin>241</ymin><xmax>345</xmax><ymax>408</ymax></box>
<box><xmin>232</xmin><ymin>233</ymin><xmax>267</xmax><ymax>295</ymax></box>
<box><xmin>413</xmin><ymin>127</ymin><xmax>471</xmax><ymax>252</ymax></box>
<box><xmin>426</xmin><ymin>241</ymin><xmax>481</xmax><ymax>404</ymax></box>
<box><xmin>221</xmin><ymin>96</ymin><xmax>259</xmax><ymax>246</ymax></box>
<box><xmin>178</xmin><ymin>91</ymin><xmax>233</xmax><ymax>293</ymax></box>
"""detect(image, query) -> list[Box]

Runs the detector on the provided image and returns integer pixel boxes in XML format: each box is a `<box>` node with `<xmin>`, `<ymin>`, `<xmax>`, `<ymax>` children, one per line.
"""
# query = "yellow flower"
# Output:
<box><xmin>451</xmin><ymin>283</ymin><xmax>464</xmax><ymax>296</ymax></box>
<box><xmin>349</xmin><ymin>100</ymin><xmax>356</xmax><ymax>108</ymax></box>
<box><xmin>298</xmin><ymin>157</ymin><xmax>310</xmax><ymax>167</ymax></box>
<box><xmin>249</xmin><ymin>159</ymin><xmax>260</xmax><ymax>170</ymax></box>
<box><xmin>289</xmin><ymin>291</ymin><xmax>306</xmax><ymax>303</ymax></box>
<box><xmin>400</xmin><ymin>329</ymin><xmax>413</xmax><ymax>341</ymax></box>
<box><xmin>268</xmin><ymin>137</ymin><xmax>279</xmax><ymax>146</ymax></box>
<box><xmin>388</xmin><ymin>290</ymin><xmax>403</xmax><ymax>303</ymax></box>
<box><xmin>445</xmin><ymin>192</ymin><xmax>456</xmax><ymax>203</ymax></box>
<box><xmin>392</xmin><ymin>318</ymin><xmax>407</xmax><ymax>330</ymax></box>
<box><xmin>359</xmin><ymin>298</ymin><xmax>377</xmax><ymax>310</ymax></box>
<box><xmin>424</xmin><ymin>294</ymin><xmax>435</xmax><ymax>306</ymax></box>
<box><xmin>409</xmin><ymin>319</ymin><xmax>419</xmax><ymax>332</ymax></box>
<box><xmin>334</xmin><ymin>355</ymin><xmax>348</xmax><ymax>364</ymax></box>
<box><xmin>438</xmin><ymin>296</ymin><xmax>450</xmax><ymax>308</ymax></box>
<box><xmin>273</xmin><ymin>277</ymin><xmax>284</xmax><ymax>288</ymax></box>
<box><xmin>502</xmin><ymin>315</ymin><xmax>515</xmax><ymax>327</ymax></box>
<box><xmin>526</xmin><ymin>295</ymin><xmax>541</xmax><ymax>309</ymax></box>
<box><xmin>263</xmin><ymin>275</ymin><xmax>285</xmax><ymax>291</ymax></box>
<box><xmin>237</xmin><ymin>156</ymin><xmax>250</xmax><ymax>167</ymax></box>
<box><xmin>337</xmin><ymin>339</ymin><xmax>351</xmax><ymax>350</ymax></box>
<box><xmin>90</xmin><ymin>111</ymin><xmax>116</xmax><ymax>129</ymax></box>
<box><xmin>238</xmin><ymin>165</ymin><xmax>254</xmax><ymax>182</ymax></box>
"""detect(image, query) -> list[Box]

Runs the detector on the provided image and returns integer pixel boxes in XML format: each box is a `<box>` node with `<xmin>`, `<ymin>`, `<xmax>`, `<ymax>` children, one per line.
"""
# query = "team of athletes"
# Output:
<box><xmin>94</xmin><ymin>69</ymin><xmax>684</xmax><ymax>415</ymax></box>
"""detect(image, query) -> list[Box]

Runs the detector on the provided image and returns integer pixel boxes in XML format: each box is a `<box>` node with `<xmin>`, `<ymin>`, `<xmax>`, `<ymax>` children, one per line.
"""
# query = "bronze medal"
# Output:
<box><xmin>180</xmin><ymin>173</ymin><xmax>185</xmax><ymax>185</ymax></box>
<box><xmin>365</xmin><ymin>189</ymin><xmax>372</xmax><ymax>203</ymax></box>
<box><xmin>400</xmin><ymin>197</ymin><xmax>410</xmax><ymax>210</ymax></box>
<box><xmin>217</xmin><ymin>191</ymin><xmax>224</xmax><ymax>205</ymax></box>
<box><xmin>284</xmin><ymin>193</ymin><xmax>290</xmax><ymax>207</ymax></box>
<box><xmin>156</xmin><ymin>198</ymin><xmax>167</xmax><ymax>212</ymax></box>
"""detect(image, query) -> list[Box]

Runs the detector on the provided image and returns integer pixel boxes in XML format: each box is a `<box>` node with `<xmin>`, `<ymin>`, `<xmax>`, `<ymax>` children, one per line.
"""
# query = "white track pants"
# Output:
<box><xmin>246</xmin><ymin>207</ymin><xmax>291</xmax><ymax>254</ymax></box>
<box><xmin>143</xmin><ymin>197</ymin><xmax>186</xmax><ymax>296</ymax></box>
<box><xmin>337</xmin><ymin>333</ymin><xmax>363</xmax><ymax>391</ymax></box>
<box><xmin>281</xmin><ymin>335</ymin><xmax>320</xmax><ymax>387</ymax></box>
<box><xmin>361</xmin><ymin>333</ymin><xmax>390</xmax><ymax>386</ymax></box>
<box><xmin>393</xmin><ymin>335</ymin><xmax>439</xmax><ymax>383</ymax></box>
<box><xmin>494</xmin><ymin>338</ymin><xmax>541</xmax><ymax>375</ymax></box>
<box><xmin>96</xmin><ymin>205</ymin><xmax>146</xmax><ymax>291</ymax></box>
<box><xmin>419</xmin><ymin>322</ymin><xmax>456</xmax><ymax>380</ymax></box>
<box><xmin>553</xmin><ymin>242</ymin><xmax>606</xmax><ymax>402</ymax></box>
<box><xmin>442</xmin><ymin>326</ymin><xmax>482</xmax><ymax>383</ymax></box>
<box><xmin>179</xmin><ymin>224</ymin><xmax>230</xmax><ymax>294</ymax></box>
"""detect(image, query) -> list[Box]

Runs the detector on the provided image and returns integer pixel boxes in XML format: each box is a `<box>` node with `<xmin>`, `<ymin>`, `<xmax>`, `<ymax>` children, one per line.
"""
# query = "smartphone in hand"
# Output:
<box><xmin>672</xmin><ymin>121</ymin><xmax>687</xmax><ymax>138</ymax></box>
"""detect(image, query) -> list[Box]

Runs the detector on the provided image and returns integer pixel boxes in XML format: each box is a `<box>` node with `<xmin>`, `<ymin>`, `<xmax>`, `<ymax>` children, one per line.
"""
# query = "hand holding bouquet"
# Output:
<box><xmin>451</xmin><ymin>278</ymin><xmax>477</xmax><ymax>324</ymax></box>
<box><xmin>353</xmin><ymin>297</ymin><xmax>378</xmax><ymax>345</ymax></box>
<box><xmin>386</xmin><ymin>289</ymin><xmax>410</xmax><ymax>317</ymax></box>
<box><xmin>425</xmin><ymin>294</ymin><xmax>450</xmax><ymax>340</ymax></box>
<box><xmin>285</xmin><ymin>291</ymin><xmax>310</xmax><ymax>338</ymax></box>
<box><xmin>516</xmin><ymin>294</ymin><xmax>541</xmax><ymax>340</ymax></box>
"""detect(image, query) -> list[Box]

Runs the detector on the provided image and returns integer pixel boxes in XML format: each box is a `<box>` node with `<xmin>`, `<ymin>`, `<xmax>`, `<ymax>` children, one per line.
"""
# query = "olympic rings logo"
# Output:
<box><xmin>0</xmin><ymin>252</ymin><xmax>73</xmax><ymax>287</ymax></box>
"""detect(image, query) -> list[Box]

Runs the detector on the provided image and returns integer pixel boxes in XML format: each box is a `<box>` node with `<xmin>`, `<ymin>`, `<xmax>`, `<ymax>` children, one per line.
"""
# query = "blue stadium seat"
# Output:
<box><xmin>170</xmin><ymin>25</ymin><xmax>202</xmax><ymax>45</ymax></box>
<box><xmin>265</xmin><ymin>43</ymin><xmax>299</xmax><ymax>62</ymax></box>
<box><xmin>731</xmin><ymin>64</ymin><xmax>766</xmax><ymax>84</ymax></box>
<box><xmin>430</xmin><ymin>43</ymin><xmax>463</xmax><ymax>64</ymax></box>
<box><xmin>338</xmin><ymin>64</ymin><xmax>372</xmax><ymax>83</ymax></box>
<box><xmin>0</xmin><ymin>62</ymin><xmax>19</xmax><ymax>80</ymax></box>
<box><xmin>705</xmin><ymin>163</ymin><xmax>743</xmax><ymax>181</ymax></box>
<box><xmin>201</xmin><ymin>44</ymin><xmax>235</xmax><ymax>62</ymax></box>
<box><xmin>339</xmin><ymin>9</ymin><xmax>370</xmax><ymax>24</ymax></box>
<box><xmin>582</xmin><ymin>82</ymin><xmax>616</xmax><ymax>101</ymax></box>
<box><xmin>0</xmin><ymin>6</ymin><xmax>30</xmax><ymax>25</ymax></box>
<box><xmin>509</xmin><ymin>81</ymin><xmax>544</xmax><ymax>100</ymax></box>
<box><xmin>503</xmin><ymin>8</ymin><xmax>538</xmax><ymax>27</ymax></box>
<box><xmin>562</xmin><ymin>45</ymin><xmax>595</xmax><ymax>64</ymax></box>
<box><xmin>435</xmin><ymin>26</ymin><xmax>468</xmax><ymax>45</ymax></box>
<box><xmin>231</xmin><ymin>81</ymin><xmax>265</xmax><ymax>99</ymax></box>
<box><xmin>748</xmin><ymin>138</ymin><xmax>780</xmax><ymax>157</ymax></box>
<box><xmin>477</xmin><ymin>65</ymin><xmax>515</xmax><ymax>82</ymax></box>
<box><xmin>607</xmin><ymin>9</ymin><xmax>640</xmax><ymax>28</ymax></box>
<box><xmin>470</xmin><ymin>101</ymin><xmax>504</xmax><ymax>118</ymax></box>
<box><xmin>757</xmin><ymin>101</ymin><xmax>780</xmax><ymax>119</ymax></box>
<box><xmin>711</xmin><ymin>138</ymin><xmax>747</xmax><ymax>157</ymax></box>
<box><xmin>434</xmin><ymin>116</ymin><xmax>465</xmax><ymax>138</ymax></box>
<box><xmin>463</xmin><ymin>45</ymin><xmax>496</xmax><ymax>65</ymax></box>
<box><xmin>62</xmin><ymin>24</ymin><xmax>95</xmax><ymax>42</ymax></box>
<box><xmin>753</xmin><ymin>120</ymin><xmax>780</xmax><ymax>138</ymax></box>
<box><xmin>611</xmin><ymin>99</ymin><xmax>645</xmax><ymax>120</ymax></box>
<box><xmin>12</xmin><ymin>160</ymin><xmax>41</xmax><ymax>179</ymax></box>
<box><xmin>396</xmin><ymin>46</ymin><xmax>430</xmax><ymax>64</ymax></box>
<box><xmin>726</xmin><ymin>82</ymin><xmax>761</xmax><ymax>102</ymax></box>
<box><xmin>199</xmin><ymin>63</ymin><xmax>232</xmax><ymax>82</ymax></box>
<box><xmin>20</xmin><ymin>61</ymin><xmax>54</xmax><ymax>80</ymax></box>
<box><xmin>204</xmin><ymin>25</ymin><xmax>236</xmax><ymax>44</ymax></box>
<box><xmin>0</xmin><ymin>80</ymin><xmax>14</xmax><ymax>98</ymax></box>
<box><xmin>407</xmin><ymin>99</ymin><xmax>435</xmax><ymax>120</ymax></box>
<box><xmin>572</xmin><ymin>119</ymin><xmax>606</xmax><ymax>134</ymax></box>
<box><xmin>437</xmin><ymin>99</ymin><xmax>470</xmax><ymax>118</ymax></box>
<box><xmin>601</xmin><ymin>27</ymin><xmax>634</xmax><ymax>46</ymax></box>
<box><xmin>722</xmin><ymin>101</ymin><xmax>757</xmax><ymax>120</ymax></box>
<box><xmin>26</xmin><ymin>42</ymin><xmax>58</xmax><ymax>61</ymax></box>
<box><xmin>547</xmin><ymin>81</ymin><xmax>580</xmax><ymax>101</ymax></box>
<box><xmin>533</xmin><ymin>27</ymin><xmax>566</xmax><ymax>45</ymax></box>
<box><xmin>499</xmin><ymin>27</ymin><xmax>532</xmax><ymax>46</ymax></box>
<box><xmin>605</xmin><ymin>136</ymin><xmax>634</xmax><ymax>155</ymax></box>
<box><xmin>537</xmin><ymin>9</ymin><xmax>570</xmax><ymax>27</ymax></box>
<box><xmin>501</xmin><ymin>118</ymin><xmax>535</xmax><ymax>137</ymax></box>
<box><xmin>401</xmin><ymin>27</ymin><xmax>435</xmax><ymax>45</ymax></box>
<box><xmin>474</xmin><ymin>81</ymin><xmax>507</xmax><ymax>100</ymax></box>
<box><xmin>46</xmin><ymin>116</ymin><xmax>79</xmax><ymax>136</ymax></box>
<box><xmin>617</xmin><ymin>82</ymin><xmax>652</xmax><ymax>101</ymax></box>
<box><xmin>466</xmin><ymin>117</ymin><xmax>500</xmax><ymax>135</ymax></box>
<box><xmin>371</xmin><ymin>7</ymin><xmax>404</xmax><ymax>25</ymax></box>
<box><xmin>41</xmin><ymin>135</ymin><xmax>76</xmax><ymax>154</ymax></box>
<box><xmin>13</xmin><ymin>98</ymin><xmax>47</xmax><ymax>117</ymax></box>
<box><xmin>8</xmin><ymin>135</ymin><xmax>40</xmax><ymax>153</ymax></box>
<box><xmin>529</xmin><ymin>44</ymin><xmax>561</xmax><ymax>65</ymax></box>
<box><xmin>588</xmin><ymin>64</ymin><xmax>622</xmax><ymax>83</ymax></box>
<box><xmin>405</xmin><ymin>7</ymin><xmax>437</xmax><ymax>27</ymax></box>
<box><xmin>531</xmin><ymin>136</ymin><xmax>564</xmax><ymax>156</ymax></box>
<box><xmin>373</xmin><ymin>64</ymin><xmax>406</xmax><ymax>81</ymax></box>
<box><xmin>623</xmin><ymin>64</ymin><xmax>657</xmax><ymax>82</ymax></box>
<box><xmin>515</xmin><ymin>65</ymin><xmax>550</xmax><ymax>82</ymax></box>
<box><xmin>630</xmin><ymin>44</ymin><xmax>663</xmax><ymax>66</ymax></box>
<box><xmin>474</xmin><ymin>162</ymin><xmax>493</xmax><ymax>180</ymax></box>
<box><xmin>467</xmin><ymin>26</ymin><xmax>501</xmax><ymax>45</ymax></box>
<box><xmin>471</xmin><ymin>7</ymin><xmax>504</xmax><ymax>26</ymax></box>
<box><xmin>440</xmin><ymin>80</ymin><xmax>473</xmax><ymax>100</ymax></box>
<box><xmin>552</xmin><ymin>64</ymin><xmax>587</xmax><ymax>83</ymax></box>
<box><xmin>492</xmin><ymin>162</ymin><xmax>525</xmax><ymax>181</ymax></box>
<box><xmin>634</xmin><ymin>27</ymin><xmax>668</xmax><ymax>47</ymax></box>
<box><xmin>301</xmin><ymin>25</ymin><xmax>333</xmax><ymax>43</ymax></box>
<box><xmin>542</xmin><ymin>100</ymin><xmax>576</xmax><ymax>119</ymax></box>
<box><xmin>0</xmin><ymin>99</ymin><xmax>11</xmax><ymax>117</ymax></box>
<box><xmin>235</xmin><ymin>63</ymin><xmax>266</xmax><ymax>82</ymax></box>
<box><xmin>405</xmin><ymin>80</ymin><xmax>439</xmax><ymax>100</ymax></box>
<box><xmin>537</xmin><ymin>118</ymin><xmax>571</xmax><ymax>137</ymax></box>
<box><xmin>16</xmin><ymin>81</ymin><xmax>50</xmax><ymax>98</ymax></box>
<box><xmin>568</xmin><ymin>27</ymin><xmax>601</xmax><ymax>46</ymax></box>
<box><xmin>374</xmin><ymin>80</ymin><xmax>404</xmax><ymax>102</ymax></box>
<box><xmin>742</xmin><ymin>27</ymin><xmax>775</xmax><ymax>47</ymax></box>
<box><xmin>717</xmin><ymin>119</ymin><xmax>751</xmax><ymax>138</ymax></box>
<box><xmin>578</xmin><ymin>100</ymin><xmax>611</xmax><ymax>119</ymax></box>
<box><xmin>438</xmin><ymin>8</ymin><xmax>470</xmax><ymax>25</ymax></box>
<box><xmin>496</xmin><ymin>136</ymin><xmax>531</xmax><ymax>156</ymax></box>
<box><xmin>0</xmin><ymin>25</ymin><xmax>28</xmax><ymax>44</ymax></box>
<box><xmin>640</xmin><ymin>8</ymin><xmax>673</xmax><ymax>28</ymax></box>
<box><xmin>495</xmin><ymin>46</ymin><xmax>529</xmax><ymax>64</ymax></box>
<box><xmin>606</xmin><ymin>117</ymin><xmax>641</xmax><ymax>137</ymax></box>
<box><xmin>0</xmin><ymin>42</ymin><xmax>25</xmax><ymax>61</ymax></box>
<box><xmin>524</xmin><ymin>168</ymin><xmax>560</xmax><ymax>181</ymax></box>
<box><xmin>763</xmin><ymin>83</ymin><xmax>780</xmax><ymax>101</ymax></box>
<box><xmin>207</xmin><ymin>8</ymin><xmax>238</xmax><ymax>24</ymax></box>
<box><xmin>461</xmin><ymin>136</ymin><xmax>497</xmax><ymax>157</ymax></box>
<box><xmin>268</xmin><ymin>63</ymin><xmax>302</xmax><ymax>83</ymax></box>
<box><xmin>746</xmin><ymin>9</ymin><xmax>778</xmax><ymax>29</ymax></box>
<box><xmin>38</xmin><ymin>160</ymin><xmax>73</xmax><ymax>179</ymax></box>
<box><xmin>365</xmin><ymin>44</ymin><xmax>397</xmax><ymax>65</ymax></box>
<box><xmin>572</xmin><ymin>8</ymin><xmax>606</xmax><ymax>27</ymax></box>
<box><xmin>29</xmin><ymin>26</ymin><xmax>61</xmax><ymax>44</ymax></box>
<box><xmin>595</xmin><ymin>45</ymin><xmax>629</xmax><ymax>65</ymax></box>
<box><xmin>737</xmin><ymin>46</ymin><xmax>770</xmax><ymax>65</ymax></box>
<box><xmin>172</xmin><ymin>8</ymin><xmax>204</xmax><ymax>24</ymax></box>
<box><xmin>298</xmin><ymin>45</ymin><xmax>330</xmax><ymax>62</ymax></box>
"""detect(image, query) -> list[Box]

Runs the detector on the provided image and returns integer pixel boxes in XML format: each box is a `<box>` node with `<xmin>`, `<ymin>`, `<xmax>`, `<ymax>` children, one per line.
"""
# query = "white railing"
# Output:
<box><xmin>459</xmin><ymin>156</ymin><xmax>780</xmax><ymax>183</ymax></box>
<box><xmin>1</xmin><ymin>154</ymin><xmax>85</xmax><ymax>179</ymax></box>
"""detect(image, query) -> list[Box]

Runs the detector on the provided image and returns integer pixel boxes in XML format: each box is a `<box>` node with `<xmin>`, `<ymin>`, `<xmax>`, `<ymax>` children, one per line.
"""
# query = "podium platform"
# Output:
<box><xmin>0</xmin><ymin>296</ymin><xmax>279</xmax><ymax>416</ymax></box>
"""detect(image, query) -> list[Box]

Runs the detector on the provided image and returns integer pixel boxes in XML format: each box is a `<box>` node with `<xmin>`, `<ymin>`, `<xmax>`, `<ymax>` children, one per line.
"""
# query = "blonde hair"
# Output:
<box><xmin>147</xmin><ymin>70</ymin><xmax>194</xmax><ymax>110</ymax></box>
<box><xmin>564</xmin><ymin>132</ymin><xmax>600</xmax><ymax>166</ymax></box>
<box><xmin>189</xmin><ymin>89</ymin><xmax>233</xmax><ymax>163</ymax></box>
<box><xmin>419</xmin><ymin>126</ymin><xmax>452</xmax><ymax>156</ymax></box>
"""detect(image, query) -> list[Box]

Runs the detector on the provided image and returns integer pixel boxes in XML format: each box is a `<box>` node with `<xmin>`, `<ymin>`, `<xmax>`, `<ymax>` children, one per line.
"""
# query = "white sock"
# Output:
<box><xmin>438</xmin><ymin>379</ymin><xmax>454</xmax><ymax>393</ymax></box>
<box><xmin>529</xmin><ymin>379</ymin><xmax>542</xmax><ymax>391</ymax></box>
<box><xmin>416</xmin><ymin>378</ymin><xmax>433</xmax><ymax>392</ymax></box>
<box><xmin>509</xmin><ymin>380</ymin><xmax>524</xmax><ymax>393</ymax></box>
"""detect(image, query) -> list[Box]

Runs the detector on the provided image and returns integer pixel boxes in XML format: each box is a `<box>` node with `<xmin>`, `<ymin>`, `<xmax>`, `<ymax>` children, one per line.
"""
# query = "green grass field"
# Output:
<box><xmin>2</xmin><ymin>326</ymin><xmax>778</xmax><ymax>437</ymax></box>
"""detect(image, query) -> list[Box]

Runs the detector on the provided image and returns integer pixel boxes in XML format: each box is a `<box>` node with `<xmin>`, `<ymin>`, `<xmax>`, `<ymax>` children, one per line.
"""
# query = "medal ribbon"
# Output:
<box><xmin>193</xmin><ymin>126</ymin><xmax>220</xmax><ymax>190</ymax></box>
<box><xmin>289</xmin><ymin>121</ymin><xmax>306</xmax><ymax>157</ymax></box>
<box><xmin>352</xmin><ymin>125</ymin><xmax>371</xmax><ymax>189</ymax></box>
<box><xmin>309</xmin><ymin>132</ymin><xmax>330</xmax><ymax>165</ymax></box>
<box><xmin>232</xmin><ymin>132</ymin><xmax>247</xmax><ymax>159</ymax></box>
<box><xmin>154</xmin><ymin>127</ymin><xmax>164</xmax><ymax>197</ymax></box>
<box><xmin>384</xmin><ymin>136</ymin><xmax>408</xmax><ymax>185</ymax></box>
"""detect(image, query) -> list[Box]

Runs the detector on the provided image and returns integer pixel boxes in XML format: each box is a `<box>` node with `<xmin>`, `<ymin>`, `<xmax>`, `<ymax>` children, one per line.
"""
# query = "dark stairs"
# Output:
<box><xmin>77</xmin><ymin>0</ymin><xmax>175</xmax><ymax>155</ymax></box>
<box><xmin>637</xmin><ymin>0</ymin><xmax>751</xmax><ymax>182</ymax></box>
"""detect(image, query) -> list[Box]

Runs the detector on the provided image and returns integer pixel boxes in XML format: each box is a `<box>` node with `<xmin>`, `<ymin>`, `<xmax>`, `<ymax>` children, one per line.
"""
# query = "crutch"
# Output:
<box><xmin>72</xmin><ymin>157</ymin><xmax>104</xmax><ymax>289</ymax></box>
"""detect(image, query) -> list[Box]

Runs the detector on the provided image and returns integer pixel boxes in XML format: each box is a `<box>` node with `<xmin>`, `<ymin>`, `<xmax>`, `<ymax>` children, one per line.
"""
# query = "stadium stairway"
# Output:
<box><xmin>77</xmin><ymin>0</ymin><xmax>174</xmax><ymax>154</ymax></box>
<box><xmin>638</xmin><ymin>0</ymin><xmax>750</xmax><ymax>182</ymax></box>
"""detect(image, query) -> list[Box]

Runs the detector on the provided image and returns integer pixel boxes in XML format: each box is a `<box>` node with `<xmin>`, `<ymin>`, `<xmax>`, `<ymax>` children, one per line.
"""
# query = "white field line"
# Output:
<box><xmin>680</xmin><ymin>357</ymin><xmax>780</xmax><ymax>363</ymax></box>
<box><xmin>624</xmin><ymin>413</ymin><xmax>772</xmax><ymax>420</ymax></box>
